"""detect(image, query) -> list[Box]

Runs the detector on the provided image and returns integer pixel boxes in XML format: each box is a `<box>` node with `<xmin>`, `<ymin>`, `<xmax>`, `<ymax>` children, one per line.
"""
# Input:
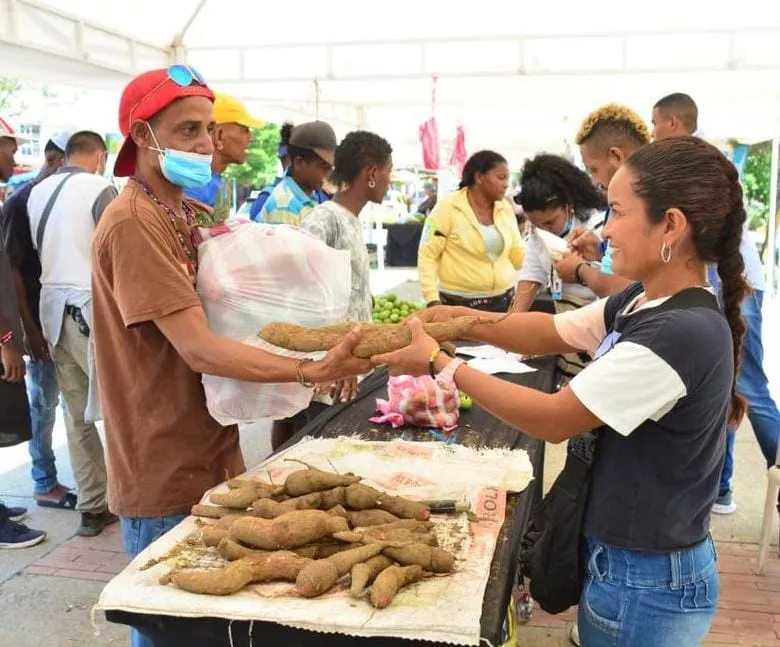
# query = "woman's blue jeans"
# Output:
<box><xmin>719</xmin><ymin>290</ymin><xmax>780</xmax><ymax>495</ymax></box>
<box><xmin>578</xmin><ymin>536</ymin><xmax>718</xmax><ymax>646</ymax></box>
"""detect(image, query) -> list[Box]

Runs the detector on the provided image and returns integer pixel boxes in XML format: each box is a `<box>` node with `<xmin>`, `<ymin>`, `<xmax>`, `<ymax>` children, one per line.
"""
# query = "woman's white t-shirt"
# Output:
<box><xmin>517</xmin><ymin>209</ymin><xmax>605</xmax><ymax>303</ymax></box>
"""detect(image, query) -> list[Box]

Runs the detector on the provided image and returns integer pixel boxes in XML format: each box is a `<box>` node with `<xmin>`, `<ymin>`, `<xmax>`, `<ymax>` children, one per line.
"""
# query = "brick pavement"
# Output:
<box><xmin>523</xmin><ymin>542</ymin><xmax>780</xmax><ymax>646</ymax></box>
<box><xmin>23</xmin><ymin>523</ymin><xmax>129</xmax><ymax>584</ymax></box>
<box><xmin>19</xmin><ymin>532</ymin><xmax>780</xmax><ymax>645</ymax></box>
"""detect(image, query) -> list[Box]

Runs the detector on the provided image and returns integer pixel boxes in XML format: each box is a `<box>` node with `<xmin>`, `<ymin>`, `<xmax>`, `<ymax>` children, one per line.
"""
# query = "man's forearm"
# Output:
<box><xmin>578</xmin><ymin>264</ymin><xmax>631</xmax><ymax>298</ymax></box>
<box><xmin>11</xmin><ymin>268</ymin><xmax>38</xmax><ymax>336</ymax></box>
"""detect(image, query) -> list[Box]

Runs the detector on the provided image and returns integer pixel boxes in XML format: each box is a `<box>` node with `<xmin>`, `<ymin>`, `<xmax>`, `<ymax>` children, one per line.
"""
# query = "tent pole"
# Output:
<box><xmin>768</xmin><ymin>136</ymin><xmax>779</xmax><ymax>297</ymax></box>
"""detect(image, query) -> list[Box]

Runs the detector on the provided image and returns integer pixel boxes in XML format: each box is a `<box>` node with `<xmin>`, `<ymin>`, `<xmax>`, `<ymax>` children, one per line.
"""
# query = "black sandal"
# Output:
<box><xmin>36</xmin><ymin>491</ymin><xmax>77</xmax><ymax>510</ymax></box>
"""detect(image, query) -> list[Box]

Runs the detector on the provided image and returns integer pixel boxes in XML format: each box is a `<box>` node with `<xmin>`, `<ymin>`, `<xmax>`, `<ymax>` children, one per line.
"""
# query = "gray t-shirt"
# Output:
<box><xmin>300</xmin><ymin>201</ymin><xmax>372</xmax><ymax>323</ymax></box>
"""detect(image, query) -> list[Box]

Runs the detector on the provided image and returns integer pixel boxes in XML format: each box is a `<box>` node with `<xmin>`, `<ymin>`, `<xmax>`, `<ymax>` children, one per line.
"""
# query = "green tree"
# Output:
<box><xmin>223</xmin><ymin>123</ymin><xmax>281</xmax><ymax>188</ymax></box>
<box><xmin>0</xmin><ymin>77</ymin><xmax>25</xmax><ymax>116</ymax></box>
<box><xmin>743</xmin><ymin>141</ymin><xmax>771</xmax><ymax>231</ymax></box>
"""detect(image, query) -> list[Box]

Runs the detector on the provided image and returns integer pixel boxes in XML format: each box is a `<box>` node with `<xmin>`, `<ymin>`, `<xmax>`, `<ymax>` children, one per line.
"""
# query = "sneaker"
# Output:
<box><xmin>0</xmin><ymin>518</ymin><xmax>46</xmax><ymax>549</ymax></box>
<box><xmin>0</xmin><ymin>502</ymin><xmax>28</xmax><ymax>522</ymax></box>
<box><xmin>712</xmin><ymin>490</ymin><xmax>737</xmax><ymax>515</ymax></box>
<box><xmin>77</xmin><ymin>510</ymin><xmax>119</xmax><ymax>537</ymax></box>
<box><xmin>570</xmin><ymin>624</ymin><xmax>580</xmax><ymax>646</ymax></box>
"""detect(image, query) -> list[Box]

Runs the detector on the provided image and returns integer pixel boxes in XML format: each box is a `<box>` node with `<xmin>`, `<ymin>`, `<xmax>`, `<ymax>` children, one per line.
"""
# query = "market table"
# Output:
<box><xmin>384</xmin><ymin>222</ymin><xmax>424</xmax><ymax>267</ymax></box>
<box><xmin>104</xmin><ymin>355</ymin><xmax>556</xmax><ymax>647</ymax></box>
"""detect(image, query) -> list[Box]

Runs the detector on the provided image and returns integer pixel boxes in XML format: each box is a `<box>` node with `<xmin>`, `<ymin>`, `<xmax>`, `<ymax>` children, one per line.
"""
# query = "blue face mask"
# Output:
<box><xmin>557</xmin><ymin>214</ymin><xmax>574</xmax><ymax>238</ymax></box>
<box><xmin>147</xmin><ymin>124</ymin><xmax>213</xmax><ymax>189</ymax></box>
<box><xmin>600</xmin><ymin>243</ymin><xmax>615</xmax><ymax>275</ymax></box>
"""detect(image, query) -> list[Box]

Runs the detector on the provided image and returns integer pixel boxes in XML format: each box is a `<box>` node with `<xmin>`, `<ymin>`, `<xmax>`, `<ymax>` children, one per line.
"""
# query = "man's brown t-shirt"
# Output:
<box><xmin>91</xmin><ymin>182</ymin><xmax>244</xmax><ymax>518</ymax></box>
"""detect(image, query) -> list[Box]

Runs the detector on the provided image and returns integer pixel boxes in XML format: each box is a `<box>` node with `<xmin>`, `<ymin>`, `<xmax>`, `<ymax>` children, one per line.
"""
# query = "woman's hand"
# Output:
<box><xmin>371</xmin><ymin>318</ymin><xmax>440</xmax><ymax>376</ymax></box>
<box><xmin>310</xmin><ymin>327</ymin><xmax>372</xmax><ymax>383</ymax></box>
<box><xmin>1</xmin><ymin>344</ymin><xmax>25</xmax><ymax>383</ymax></box>
<box><xmin>314</xmin><ymin>377</ymin><xmax>359</xmax><ymax>403</ymax></box>
<box><xmin>411</xmin><ymin>304</ymin><xmax>474</xmax><ymax>324</ymax></box>
<box><xmin>567</xmin><ymin>227</ymin><xmax>602</xmax><ymax>262</ymax></box>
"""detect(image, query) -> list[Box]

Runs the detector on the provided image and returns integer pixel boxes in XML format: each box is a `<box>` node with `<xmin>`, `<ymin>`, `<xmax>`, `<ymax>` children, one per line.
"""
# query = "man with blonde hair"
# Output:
<box><xmin>555</xmin><ymin>103</ymin><xmax>650</xmax><ymax>297</ymax></box>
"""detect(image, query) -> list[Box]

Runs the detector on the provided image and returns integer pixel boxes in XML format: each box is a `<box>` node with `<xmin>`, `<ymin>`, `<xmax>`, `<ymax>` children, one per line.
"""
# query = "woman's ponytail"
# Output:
<box><xmin>716</xmin><ymin>159</ymin><xmax>750</xmax><ymax>425</ymax></box>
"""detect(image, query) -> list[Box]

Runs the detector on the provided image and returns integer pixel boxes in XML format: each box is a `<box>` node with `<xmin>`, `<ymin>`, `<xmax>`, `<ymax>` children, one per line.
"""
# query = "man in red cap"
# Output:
<box><xmin>91</xmin><ymin>69</ymin><xmax>368</xmax><ymax>645</ymax></box>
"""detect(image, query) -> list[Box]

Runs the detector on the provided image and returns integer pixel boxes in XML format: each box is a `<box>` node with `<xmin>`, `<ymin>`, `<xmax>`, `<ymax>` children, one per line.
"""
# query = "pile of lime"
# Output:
<box><xmin>372</xmin><ymin>294</ymin><xmax>423</xmax><ymax>323</ymax></box>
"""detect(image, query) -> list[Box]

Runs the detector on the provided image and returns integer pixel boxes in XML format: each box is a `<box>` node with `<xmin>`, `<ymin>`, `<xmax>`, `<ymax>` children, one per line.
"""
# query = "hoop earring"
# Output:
<box><xmin>368</xmin><ymin>180</ymin><xmax>376</xmax><ymax>189</ymax></box>
<box><xmin>661</xmin><ymin>241</ymin><xmax>672</xmax><ymax>264</ymax></box>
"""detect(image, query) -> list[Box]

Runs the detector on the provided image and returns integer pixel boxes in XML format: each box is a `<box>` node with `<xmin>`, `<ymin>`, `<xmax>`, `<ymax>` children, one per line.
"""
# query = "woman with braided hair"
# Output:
<box><xmin>372</xmin><ymin>137</ymin><xmax>748</xmax><ymax>645</ymax></box>
<box><xmin>513</xmin><ymin>154</ymin><xmax>608</xmax><ymax>377</ymax></box>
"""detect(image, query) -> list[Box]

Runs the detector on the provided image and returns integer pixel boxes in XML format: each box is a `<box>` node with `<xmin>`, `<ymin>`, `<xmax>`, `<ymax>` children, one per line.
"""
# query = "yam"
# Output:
<box><xmin>284</xmin><ymin>467</ymin><xmax>360</xmax><ymax>497</ymax></box>
<box><xmin>229</xmin><ymin>510</ymin><xmax>347</xmax><ymax>550</ymax></box>
<box><xmin>320</xmin><ymin>487</ymin><xmax>347</xmax><ymax>509</ymax></box>
<box><xmin>295</xmin><ymin>543</ymin><xmax>385</xmax><ymax>598</ymax></box>
<box><xmin>209</xmin><ymin>487</ymin><xmax>259</xmax><ymax>510</ymax></box>
<box><xmin>191</xmin><ymin>504</ymin><xmax>235</xmax><ymax>519</ymax></box>
<box><xmin>198</xmin><ymin>526</ymin><xmax>230</xmax><ymax>547</ymax></box>
<box><xmin>334</xmin><ymin>529</ymin><xmax>437</xmax><ymax>547</ymax></box>
<box><xmin>164</xmin><ymin>560</ymin><xmax>253</xmax><ymax>595</ymax></box>
<box><xmin>347</xmin><ymin>509</ymin><xmax>401</xmax><ymax>527</ymax></box>
<box><xmin>250</xmin><ymin>492</ymin><xmax>322</xmax><ymax>519</ymax></box>
<box><xmin>164</xmin><ymin>552</ymin><xmax>309</xmax><ymax>595</ymax></box>
<box><xmin>293</xmin><ymin>542</ymin><xmax>350</xmax><ymax>559</ymax></box>
<box><xmin>258</xmin><ymin>317</ymin><xmax>480</xmax><ymax>359</ymax></box>
<box><xmin>345</xmin><ymin>484</ymin><xmax>430</xmax><ymax>521</ymax></box>
<box><xmin>327</xmin><ymin>505</ymin><xmax>350</xmax><ymax>519</ymax></box>
<box><xmin>358</xmin><ymin>520</ymin><xmax>434</xmax><ymax>533</ymax></box>
<box><xmin>218</xmin><ymin>537</ymin><xmax>270</xmax><ymax>561</ymax></box>
<box><xmin>350</xmin><ymin>555</ymin><xmax>393</xmax><ymax>598</ymax></box>
<box><xmin>384</xmin><ymin>544</ymin><xmax>455</xmax><ymax>574</ymax></box>
<box><xmin>370</xmin><ymin>565</ymin><xmax>425</xmax><ymax>609</ymax></box>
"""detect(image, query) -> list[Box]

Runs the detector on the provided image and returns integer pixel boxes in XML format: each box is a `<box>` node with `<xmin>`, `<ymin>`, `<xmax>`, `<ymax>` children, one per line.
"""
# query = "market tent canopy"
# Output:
<box><xmin>2</xmin><ymin>0</ymin><xmax>780</xmax><ymax>164</ymax></box>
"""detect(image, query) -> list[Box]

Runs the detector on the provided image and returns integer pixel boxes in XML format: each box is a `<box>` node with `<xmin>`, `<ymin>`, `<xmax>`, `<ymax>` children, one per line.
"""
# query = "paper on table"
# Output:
<box><xmin>535</xmin><ymin>228</ymin><xmax>569</xmax><ymax>260</ymax></box>
<box><xmin>467</xmin><ymin>356</ymin><xmax>538</xmax><ymax>375</ymax></box>
<box><xmin>456</xmin><ymin>344</ymin><xmax>508</xmax><ymax>359</ymax></box>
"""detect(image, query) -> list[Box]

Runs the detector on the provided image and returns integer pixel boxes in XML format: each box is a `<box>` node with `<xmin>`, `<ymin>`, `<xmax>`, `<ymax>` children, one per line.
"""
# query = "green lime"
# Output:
<box><xmin>390</xmin><ymin>313</ymin><xmax>400</xmax><ymax>323</ymax></box>
<box><xmin>386</xmin><ymin>294</ymin><xmax>398</xmax><ymax>303</ymax></box>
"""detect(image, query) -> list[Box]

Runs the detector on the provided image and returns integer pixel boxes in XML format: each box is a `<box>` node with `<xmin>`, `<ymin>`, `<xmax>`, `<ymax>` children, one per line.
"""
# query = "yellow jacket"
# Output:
<box><xmin>418</xmin><ymin>188</ymin><xmax>525</xmax><ymax>304</ymax></box>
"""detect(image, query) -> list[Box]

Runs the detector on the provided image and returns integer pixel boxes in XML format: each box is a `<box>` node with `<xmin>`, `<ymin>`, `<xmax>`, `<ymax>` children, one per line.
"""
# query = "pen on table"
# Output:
<box><xmin>568</xmin><ymin>219</ymin><xmax>605</xmax><ymax>250</ymax></box>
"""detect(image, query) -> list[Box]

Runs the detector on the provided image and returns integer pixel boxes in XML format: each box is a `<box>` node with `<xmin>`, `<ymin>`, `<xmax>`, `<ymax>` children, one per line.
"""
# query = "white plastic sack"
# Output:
<box><xmin>196</xmin><ymin>221</ymin><xmax>351</xmax><ymax>425</ymax></box>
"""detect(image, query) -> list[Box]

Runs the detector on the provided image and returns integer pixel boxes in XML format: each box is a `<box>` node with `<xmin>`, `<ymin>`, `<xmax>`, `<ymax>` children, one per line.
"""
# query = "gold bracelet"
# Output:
<box><xmin>296</xmin><ymin>358</ymin><xmax>314</xmax><ymax>388</ymax></box>
<box><xmin>428</xmin><ymin>347</ymin><xmax>443</xmax><ymax>379</ymax></box>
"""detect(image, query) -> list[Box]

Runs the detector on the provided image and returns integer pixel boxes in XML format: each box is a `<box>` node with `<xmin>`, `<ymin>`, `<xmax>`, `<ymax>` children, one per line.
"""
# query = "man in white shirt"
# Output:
<box><xmin>652</xmin><ymin>92</ymin><xmax>779</xmax><ymax>514</ymax></box>
<box><xmin>27</xmin><ymin>131</ymin><xmax>118</xmax><ymax>537</ymax></box>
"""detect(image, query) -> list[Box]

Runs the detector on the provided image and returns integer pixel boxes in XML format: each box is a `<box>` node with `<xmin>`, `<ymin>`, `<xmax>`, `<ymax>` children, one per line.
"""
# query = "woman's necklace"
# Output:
<box><xmin>131</xmin><ymin>176</ymin><xmax>196</xmax><ymax>268</ymax></box>
<box><xmin>467</xmin><ymin>191</ymin><xmax>494</xmax><ymax>225</ymax></box>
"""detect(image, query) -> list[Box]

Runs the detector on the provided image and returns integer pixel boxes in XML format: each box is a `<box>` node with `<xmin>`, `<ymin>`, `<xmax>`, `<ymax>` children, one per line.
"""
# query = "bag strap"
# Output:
<box><xmin>35</xmin><ymin>170</ymin><xmax>80</xmax><ymax>253</ymax></box>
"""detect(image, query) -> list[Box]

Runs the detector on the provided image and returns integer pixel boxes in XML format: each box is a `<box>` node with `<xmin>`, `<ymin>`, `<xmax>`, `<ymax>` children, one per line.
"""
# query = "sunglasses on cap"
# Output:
<box><xmin>127</xmin><ymin>64</ymin><xmax>208</xmax><ymax>127</ymax></box>
<box><xmin>167</xmin><ymin>64</ymin><xmax>207</xmax><ymax>87</ymax></box>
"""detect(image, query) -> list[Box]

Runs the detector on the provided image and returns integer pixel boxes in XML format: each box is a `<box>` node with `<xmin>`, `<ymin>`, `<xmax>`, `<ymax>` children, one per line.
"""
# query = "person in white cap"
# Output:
<box><xmin>2</xmin><ymin>131</ymin><xmax>75</xmax><ymax>510</ymax></box>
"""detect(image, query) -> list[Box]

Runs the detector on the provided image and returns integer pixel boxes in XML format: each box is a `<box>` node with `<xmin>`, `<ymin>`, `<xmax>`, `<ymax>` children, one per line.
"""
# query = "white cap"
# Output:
<box><xmin>0</xmin><ymin>116</ymin><xmax>29</xmax><ymax>143</ymax></box>
<box><xmin>48</xmin><ymin>131</ymin><xmax>71</xmax><ymax>152</ymax></box>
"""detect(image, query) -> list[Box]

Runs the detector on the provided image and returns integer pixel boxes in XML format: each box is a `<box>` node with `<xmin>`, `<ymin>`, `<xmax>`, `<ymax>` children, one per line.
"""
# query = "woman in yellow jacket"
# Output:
<box><xmin>418</xmin><ymin>151</ymin><xmax>525</xmax><ymax>311</ymax></box>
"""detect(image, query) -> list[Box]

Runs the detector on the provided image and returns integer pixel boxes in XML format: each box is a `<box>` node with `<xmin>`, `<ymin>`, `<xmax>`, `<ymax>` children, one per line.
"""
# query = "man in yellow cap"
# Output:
<box><xmin>184</xmin><ymin>92</ymin><xmax>264</xmax><ymax>208</ymax></box>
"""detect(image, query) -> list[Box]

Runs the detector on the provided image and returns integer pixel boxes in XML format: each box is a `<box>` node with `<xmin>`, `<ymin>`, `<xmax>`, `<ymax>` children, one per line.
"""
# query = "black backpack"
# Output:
<box><xmin>517</xmin><ymin>285</ymin><xmax>722</xmax><ymax>614</ymax></box>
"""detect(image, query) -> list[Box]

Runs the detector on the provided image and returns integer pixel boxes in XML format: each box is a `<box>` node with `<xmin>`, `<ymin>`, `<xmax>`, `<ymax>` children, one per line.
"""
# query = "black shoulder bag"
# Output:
<box><xmin>517</xmin><ymin>286</ymin><xmax>721</xmax><ymax>614</ymax></box>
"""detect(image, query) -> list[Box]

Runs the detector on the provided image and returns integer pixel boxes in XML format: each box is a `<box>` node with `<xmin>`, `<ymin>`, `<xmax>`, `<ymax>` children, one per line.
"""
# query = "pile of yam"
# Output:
<box><xmin>160</xmin><ymin>464</ymin><xmax>457</xmax><ymax>609</ymax></box>
<box><xmin>257</xmin><ymin>318</ymin><xmax>480</xmax><ymax>359</ymax></box>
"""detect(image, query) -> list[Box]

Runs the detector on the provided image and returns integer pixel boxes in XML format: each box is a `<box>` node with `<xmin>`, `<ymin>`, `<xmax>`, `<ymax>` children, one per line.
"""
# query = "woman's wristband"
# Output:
<box><xmin>574</xmin><ymin>262</ymin><xmax>589</xmax><ymax>286</ymax></box>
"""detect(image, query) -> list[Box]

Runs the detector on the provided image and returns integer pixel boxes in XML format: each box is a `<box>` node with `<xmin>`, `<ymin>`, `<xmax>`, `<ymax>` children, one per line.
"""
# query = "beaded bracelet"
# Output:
<box><xmin>0</xmin><ymin>330</ymin><xmax>13</xmax><ymax>347</ymax></box>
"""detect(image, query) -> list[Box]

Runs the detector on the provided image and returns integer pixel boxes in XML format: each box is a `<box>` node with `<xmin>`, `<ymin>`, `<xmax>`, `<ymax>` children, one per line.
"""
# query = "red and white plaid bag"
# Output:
<box><xmin>369</xmin><ymin>361</ymin><xmax>461</xmax><ymax>431</ymax></box>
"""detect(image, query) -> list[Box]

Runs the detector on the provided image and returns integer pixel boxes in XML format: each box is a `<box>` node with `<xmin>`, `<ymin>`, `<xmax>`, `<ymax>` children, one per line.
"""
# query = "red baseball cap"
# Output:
<box><xmin>114</xmin><ymin>67</ymin><xmax>215</xmax><ymax>177</ymax></box>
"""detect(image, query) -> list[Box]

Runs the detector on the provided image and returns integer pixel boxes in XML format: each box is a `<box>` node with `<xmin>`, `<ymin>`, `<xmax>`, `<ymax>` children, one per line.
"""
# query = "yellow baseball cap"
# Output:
<box><xmin>213</xmin><ymin>93</ymin><xmax>265</xmax><ymax>129</ymax></box>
